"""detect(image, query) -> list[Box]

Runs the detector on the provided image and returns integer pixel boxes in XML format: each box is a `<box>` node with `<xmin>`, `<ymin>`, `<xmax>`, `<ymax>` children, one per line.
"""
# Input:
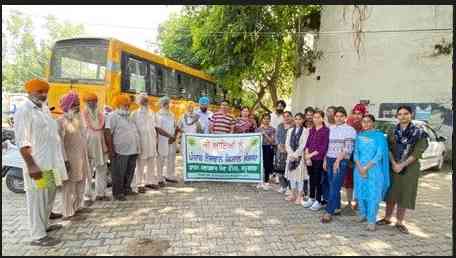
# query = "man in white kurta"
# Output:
<box><xmin>131</xmin><ymin>93</ymin><xmax>159</xmax><ymax>192</ymax></box>
<box><xmin>156</xmin><ymin>96</ymin><xmax>179</xmax><ymax>184</ymax></box>
<box><xmin>14</xmin><ymin>79</ymin><xmax>68</xmax><ymax>246</ymax></box>
<box><xmin>81</xmin><ymin>92</ymin><xmax>110</xmax><ymax>201</ymax></box>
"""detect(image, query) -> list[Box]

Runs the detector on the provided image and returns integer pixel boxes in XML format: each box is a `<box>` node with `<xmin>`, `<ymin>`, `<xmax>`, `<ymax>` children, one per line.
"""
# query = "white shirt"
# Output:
<box><xmin>179</xmin><ymin>113</ymin><xmax>201</xmax><ymax>134</ymax></box>
<box><xmin>14</xmin><ymin>98</ymin><xmax>68</xmax><ymax>191</ymax></box>
<box><xmin>327</xmin><ymin>123</ymin><xmax>357</xmax><ymax>159</ymax></box>
<box><xmin>271</xmin><ymin>112</ymin><xmax>284</xmax><ymax>130</ymax></box>
<box><xmin>131</xmin><ymin>107</ymin><xmax>158</xmax><ymax>159</ymax></box>
<box><xmin>157</xmin><ymin>109</ymin><xmax>176</xmax><ymax>157</ymax></box>
<box><xmin>105</xmin><ymin>110</ymin><xmax>141</xmax><ymax>156</ymax></box>
<box><xmin>195</xmin><ymin>109</ymin><xmax>213</xmax><ymax>134</ymax></box>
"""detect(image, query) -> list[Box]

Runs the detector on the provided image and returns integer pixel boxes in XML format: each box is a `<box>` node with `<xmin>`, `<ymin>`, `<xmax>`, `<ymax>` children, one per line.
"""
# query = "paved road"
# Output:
<box><xmin>2</xmin><ymin>158</ymin><xmax>453</xmax><ymax>256</ymax></box>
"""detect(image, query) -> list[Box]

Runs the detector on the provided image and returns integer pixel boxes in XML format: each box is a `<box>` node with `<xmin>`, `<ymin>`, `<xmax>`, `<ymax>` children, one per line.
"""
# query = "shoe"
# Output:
<box><xmin>310</xmin><ymin>201</ymin><xmax>322</xmax><ymax>211</ymax></box>
<box><xmin>285</xmin><ymin>189</ymin><xmax>292</xmax><ymax>196</ymax></box>
<box><xmin>115</xmin><ymin>196</ymin><xmax>127</xmax><ymax>201</ymax></box>
<box><xmin>256</xmin><ymin>183</ymin><xmax>263</xmax><ymax>189</ymax></box>
<box><xmin>46</xmin><ymin>224</ymin><xmax>63</xmax><ymax>232</ymax></box>
<box><xmin>262</xmin><ymin>184</ymin><xmax>271</xmax><ymax>191</ymax></box>
<box><xmin>150</xmin><ymin>185</ymin><xmax>160</xmax><ymax>190</ymax></box>
<box><xmin>138</xmin><ymin>187</ymin><xmax>146</xmax><ymax>194</ymax></box>
<box><xmin>165</xmin><ymin>177</ymin><xmax>178</xmax><ymax>183</ymax></box>
<box><xmin>49</xmin><ymin>212</ymin><xmax>63</xmax><ymax>220</ymax></box>
<box><xmin>278</xmin><ymin>187</ymin><xmax>287</xmax><ymax>194</ymax></box>
<box><xmin>395</xmin><ymin>224</ymin><xmax>409</xmax><ymax>234</ymax></box>
<box><xmin>76</xmin><ymin>208</ymin><xmax>93</xmax><ymax>214</ymax></box>
<box><xmin>302</xmin><ymin>199</ymin><xmax>315</xmax><ymax>208</ymax></box>
<box><xmin>158</xmin><ymin>181</ymin><xmax>166</xmax><ymax>187</ymax></box>
<box><xmin>126</xmin><ymin>191</ymin><xmax>139</xmax><ymax>196</ymax></box>
<box><xmin>95</xmin><ymin>196</ymin><xmax>104</xmax><ymax>201</ymax></box>
<box><xmin>83</xmin><ymin>200</ymin><xmax>94</xmax><ymax>207</ymax></box>
<box><xmin>30</xmin><ymin>236</ymin><xmax>61</xmax><ymax>247</ymax></box>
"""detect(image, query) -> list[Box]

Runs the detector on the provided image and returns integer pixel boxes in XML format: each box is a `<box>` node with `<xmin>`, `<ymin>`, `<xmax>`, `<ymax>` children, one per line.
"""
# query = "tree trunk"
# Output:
<box><xmin>266</xmin><ymin>45</ymin><xmax>283</xmax><ymax>107</ymax></box>
<box><xmin>252</xmin><ymin>82</ymin><xmax>267</xmax><ymax>111</ymax></box>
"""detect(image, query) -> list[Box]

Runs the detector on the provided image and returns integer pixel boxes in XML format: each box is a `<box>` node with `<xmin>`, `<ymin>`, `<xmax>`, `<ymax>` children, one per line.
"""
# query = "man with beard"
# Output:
<box><xmin>81</xmin><ymin>92</ymin><xmax>110</xmax><ymax>201</ymax></box>
<box><xmin>58</xmin><ymin>91</ymin><xmax>92</xmax><ymax>221</ymax></box>
<box><xmin>156</xmin><ymin>96</ymin><xmax>180</xmax><ymax>184</ymax></box>
<box><xmin>326</xmin><ymin>106</ymin><xmax>337</xmax><ymax>128</ymax></box>
<box><xmin>195</xmin><ymin>96</ymin><xmax>213</xmax><ymax>134</ymax></box>
<box><xmin>131</xmin><ymin>93</ymin><xmax>159</xmax><ymax>192</ymax></box>
<box><xmin>304</xmin><ymin>106</ymin><xmax>315</xmax><ymax>129</ymax></box>
<box><xmin>342</xmin><ymin>103</ymin><xmax>367</xmax><ymax>215</ymax></box>
<box><xmin>271</xmin><ymin>100</ymin><xmax>287</xmax><ymax>130</ymax></box>
<box><xmin>14</xmin><ymin>79</ymin><xmax>68</xmax><ymax>246</ymax></box>
<box><xmin>105</xmin><ymin>95</ymin><xmax>141</xmax><ymax>201</ymax></box>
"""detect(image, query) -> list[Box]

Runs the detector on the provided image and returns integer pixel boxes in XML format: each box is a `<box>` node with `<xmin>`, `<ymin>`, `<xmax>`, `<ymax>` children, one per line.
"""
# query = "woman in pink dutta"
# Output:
<box><xmin>58</xmin><ymin>91</ymin><xmax>92</xmax><ymax>221</ymax></box>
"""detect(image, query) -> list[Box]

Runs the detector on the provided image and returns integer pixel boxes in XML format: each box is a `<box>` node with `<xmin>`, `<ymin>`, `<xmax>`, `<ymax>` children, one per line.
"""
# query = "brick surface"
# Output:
<box><xmin>1</xmin><ymin>158</ymin><xmax>452</xmax><ymax>256</ymax></box>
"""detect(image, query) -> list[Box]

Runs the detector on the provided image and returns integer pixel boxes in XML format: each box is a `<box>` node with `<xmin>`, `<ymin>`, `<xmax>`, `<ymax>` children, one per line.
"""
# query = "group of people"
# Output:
<box><xmin>14</xmin><ymin>78</ymin><xmax>428</xmax><ymax>246</ymax></box>
<box><xmin>249</xmin><ymin>100</ymin><xmax>428</xmax><ymax>234</ymax></box>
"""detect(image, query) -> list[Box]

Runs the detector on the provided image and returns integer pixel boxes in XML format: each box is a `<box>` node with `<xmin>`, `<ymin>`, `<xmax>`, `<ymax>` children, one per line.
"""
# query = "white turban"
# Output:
<box><xmin>159</xmin><ymin>96</ymin><xmax>170</xmax><ymax>107</ymax></box>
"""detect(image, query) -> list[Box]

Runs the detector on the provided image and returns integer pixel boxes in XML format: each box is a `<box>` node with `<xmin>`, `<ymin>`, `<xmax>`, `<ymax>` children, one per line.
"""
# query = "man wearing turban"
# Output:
<box><xmin>81</xmin><ymin>92</ymin><xmax>110</xmax><ymax>202</ymax></box>
<box><xmin>14</xmin><ymin>78</ymin><xmax>68</xmax><ymax>246</ymax></box>
<box><xmin>342</xmin><ymin>103</ymin><xmax>369</xmax><ymax>216</ymax></box>
<box><xmin>131</xmin><ymin>93</ymin><xmax>159</xmax><ymax>192</ymax></box>
<box><xmin>57</xmin><ymin>91</ymin><xmax>92</xmax><ymax>220</ymax></box>
<box><xmin>105</xmin><ymin>94</ymin><xmax>141</xmax><ymax>201</ymax></box>
<box><xmin>155</xmin><ymin>96</ymin><xmax>180</xmax><ymax>184</ymax></box>
<box><xmin>195</xmin><ymin>96</ymin><xmax>213</xmax><ymax>134</ymax></box>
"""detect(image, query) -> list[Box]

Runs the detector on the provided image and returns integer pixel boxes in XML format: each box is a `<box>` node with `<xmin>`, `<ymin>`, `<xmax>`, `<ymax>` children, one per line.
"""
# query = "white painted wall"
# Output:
<box><xmin>291</xmin><ymin>5</ymin><xmax>453</xmax><ymax>155</ymax></box>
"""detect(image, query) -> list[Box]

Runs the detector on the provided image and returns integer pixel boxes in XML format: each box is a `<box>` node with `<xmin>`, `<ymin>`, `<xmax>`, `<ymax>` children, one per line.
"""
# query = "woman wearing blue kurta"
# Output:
<box><xmin>353</xmin><ymin>114</ymin><xmax>390</xmax><ymax>231</ymax></box>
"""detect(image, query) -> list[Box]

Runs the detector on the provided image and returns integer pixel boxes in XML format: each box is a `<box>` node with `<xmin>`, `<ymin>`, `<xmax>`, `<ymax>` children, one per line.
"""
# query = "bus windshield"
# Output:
<box><xmin>49</xmin><ymin>38</ymin><xmax>109</xmax><ymax>84</ymax></box>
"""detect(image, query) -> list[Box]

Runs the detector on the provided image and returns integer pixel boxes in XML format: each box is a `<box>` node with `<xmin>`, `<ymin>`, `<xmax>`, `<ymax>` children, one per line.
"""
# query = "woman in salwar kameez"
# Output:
<box><xmin>376</xmin><ymin>105</ymin><xmax>428</xmax><ymax>234</ymax></box>
<box><xmin>353</xmin><ymin>114</ymin><xmax>390</xmax><ymax>231</ymax></box>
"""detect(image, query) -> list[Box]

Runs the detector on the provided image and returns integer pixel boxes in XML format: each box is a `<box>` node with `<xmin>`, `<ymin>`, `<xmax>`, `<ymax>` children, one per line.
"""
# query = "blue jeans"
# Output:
<box><xmin>325</xmin><ymin>158</ymin><xmax>349</xmax><ymax>215</ymax></box>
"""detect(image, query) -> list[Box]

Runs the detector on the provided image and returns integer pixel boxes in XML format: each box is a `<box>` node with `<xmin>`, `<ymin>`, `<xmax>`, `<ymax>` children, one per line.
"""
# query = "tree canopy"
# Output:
<box><xmin>2</xmin><ymin>10</ymin><xmax>85</xmax><ymax>93</ymax></box>
<box><xmin>158</xmin><ymin>5</ymin><xmax>321</xmax><ymax>111</ymax></box>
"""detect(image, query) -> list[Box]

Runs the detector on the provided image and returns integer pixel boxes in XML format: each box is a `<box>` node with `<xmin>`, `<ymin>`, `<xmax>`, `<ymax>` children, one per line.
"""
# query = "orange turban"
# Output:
<box><xmin>24</xmin><ymin>78</ymin><xmax>50</xmax><ymax>93</ymax></box>
<box><xmin>83</xmin><ymin>92</ymin><xmax>98</xmax><ymax>102</ymax></box>
<box><xmin>112</xmin><ymin>95</ymin><xmax>131</xmax><ymax>108</ymax></box>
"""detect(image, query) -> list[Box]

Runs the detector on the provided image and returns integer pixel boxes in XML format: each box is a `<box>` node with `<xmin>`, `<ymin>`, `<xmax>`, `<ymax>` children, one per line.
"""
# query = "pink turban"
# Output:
<box><xmin>59</xmin><ymin>91</ymin><xmax>80</xmax><ymax>112</ymax></box>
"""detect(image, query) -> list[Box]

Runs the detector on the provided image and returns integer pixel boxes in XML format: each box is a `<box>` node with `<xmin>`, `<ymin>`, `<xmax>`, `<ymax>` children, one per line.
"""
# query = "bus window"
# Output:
<box><xmin>149</xmin><ymin>63</ymin><xmax>157</xmax><ymax>95</ymax></box>
<box><xmin>126</xmin><ymin>57</ymin><xmax>146</xmax><ymax>93</ymax></box>
<box><xmin>50</xmin><ymin>39</ymin><xmax>108</xmax><ymax>84</ymax></box>
<box><xmin>156</xmin><ymin>66</ymin><xmax>164</xmax><ymax>96</ymax></box>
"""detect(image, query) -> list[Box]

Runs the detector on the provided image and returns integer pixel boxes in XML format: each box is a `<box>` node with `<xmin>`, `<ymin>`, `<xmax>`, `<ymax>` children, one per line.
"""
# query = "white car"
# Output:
<box><xmin>375</xmin><ymin>119</ymin><xmax>447</xmax><ymax>171</ymax></box>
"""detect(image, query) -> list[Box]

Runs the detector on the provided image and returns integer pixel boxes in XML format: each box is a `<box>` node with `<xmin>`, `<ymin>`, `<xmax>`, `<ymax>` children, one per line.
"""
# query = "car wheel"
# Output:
<box><xmin>5</xmin><ymin>174</ymin><xmax>25</xmax><ymax>194</ymax></box>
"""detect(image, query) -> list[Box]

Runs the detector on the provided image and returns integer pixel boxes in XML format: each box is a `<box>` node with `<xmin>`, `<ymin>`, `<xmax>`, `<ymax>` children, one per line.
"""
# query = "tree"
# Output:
<box><xmin>157</xmin><ymin>5</ymin><xmax>321</xmax><ymax>111</ymax></box>
<box><xmin>2</xmin><ymin>10</ymin><xmax>84</xmax><ymax>93</ymax></box>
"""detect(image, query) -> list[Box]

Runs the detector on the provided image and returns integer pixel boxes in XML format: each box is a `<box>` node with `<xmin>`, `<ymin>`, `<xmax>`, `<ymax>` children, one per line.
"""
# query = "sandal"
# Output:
<box><xmin>321</xmin><ymin>214</ymin><xmax>332</xmax><ymax>224</ymax></box>
<box><xmin>46</xmin><ymin>224</ymin><xmax>63</xmax><ymax>233</ymax></box>
<box><xmin>30</xmin><ymin>236</ymin><xmax>61</xmax><ymax>247</ymax></box>
<box><xmin>376</xmin><ymin>218</ymin><xmax>392</xmax><ymax>226</ymax></box>
<box><xmin>395</xmin><ymin>224</ymin><xmax>409</xmax><ymax>234</ymax></box>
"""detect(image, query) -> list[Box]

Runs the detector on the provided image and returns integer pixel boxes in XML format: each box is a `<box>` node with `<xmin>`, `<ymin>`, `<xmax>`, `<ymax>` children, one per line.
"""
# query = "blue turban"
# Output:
<box><xmin>199</xmin><ymin>96</ymin><xmax>210</xmax><ymax>105</ymax></box>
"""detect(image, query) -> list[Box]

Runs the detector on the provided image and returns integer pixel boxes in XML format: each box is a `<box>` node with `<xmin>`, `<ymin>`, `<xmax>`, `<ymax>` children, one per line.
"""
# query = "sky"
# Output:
<box><xmin>2</xmin><ymin>5</ymin><xmax>183</xmax><ymax>51</ymax></box>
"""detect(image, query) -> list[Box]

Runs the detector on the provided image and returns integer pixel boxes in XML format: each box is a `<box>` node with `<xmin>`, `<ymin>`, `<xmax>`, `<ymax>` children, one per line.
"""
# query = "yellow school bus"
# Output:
<box><xmin>46</xmin><ymin>37</ymin><xmax>239</xmax><ymax>119</ymax></box>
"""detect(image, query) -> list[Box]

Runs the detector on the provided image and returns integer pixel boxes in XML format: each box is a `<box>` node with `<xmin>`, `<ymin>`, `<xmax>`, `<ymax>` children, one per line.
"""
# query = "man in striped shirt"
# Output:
<box><xmin>209</xmin><ymin>101</ymin><xmax>234</xmax><ymax>134</ymax></box>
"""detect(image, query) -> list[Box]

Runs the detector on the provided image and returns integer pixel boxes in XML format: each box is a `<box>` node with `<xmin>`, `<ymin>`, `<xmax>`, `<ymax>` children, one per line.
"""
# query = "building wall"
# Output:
<box><xmin>291</xmin><ymin>5</ymin><xmax>453</xmax><ymax>155</ymax></box>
